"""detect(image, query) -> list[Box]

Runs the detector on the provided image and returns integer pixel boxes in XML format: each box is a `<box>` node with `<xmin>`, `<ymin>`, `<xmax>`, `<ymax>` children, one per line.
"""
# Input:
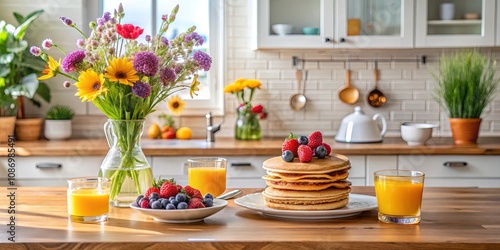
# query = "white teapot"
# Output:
<box><xmin>335</xmin><ymin>106</ymin><xmax>387</xmax><ymax>143</ymax></box>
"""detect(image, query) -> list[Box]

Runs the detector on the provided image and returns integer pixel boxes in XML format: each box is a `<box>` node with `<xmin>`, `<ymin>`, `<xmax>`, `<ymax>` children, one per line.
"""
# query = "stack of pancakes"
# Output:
<box><xmin>261</xmin><ymin>154</ymin><xmax>352</xmax><ymax>210</ymax></box>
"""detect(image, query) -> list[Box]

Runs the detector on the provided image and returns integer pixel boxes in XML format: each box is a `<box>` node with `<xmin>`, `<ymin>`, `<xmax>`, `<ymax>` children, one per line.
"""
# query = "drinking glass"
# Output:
<box><xmin>374</xmin><ymin>170</ymin><xmax>425</xmax><ymax>224</ymax></box>
<box><xmin>187</xmin><ymin>157</ymin><xmax>227</xmax><ymax>197</ymax></box>
<box><xmin>67</xmin><ymin>177</ymin><xmax>111</xmax><ymax>223</ymax></box>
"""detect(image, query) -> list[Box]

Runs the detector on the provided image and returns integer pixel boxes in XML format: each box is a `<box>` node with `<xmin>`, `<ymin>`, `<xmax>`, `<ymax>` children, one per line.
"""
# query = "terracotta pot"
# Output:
<box><xmin>0</xmin><ymin>116</ymin><xmax>16</xmax><ymax>143</ymax></box>
<box><xmin>449</xmin><ymin>118</ymin><xmax>482</xmax><ymax>145</ymax></box>
<box><xmin>15</xmin><ymin>118</ymin><xmax>43</xmax><ymax>141</ymax></box>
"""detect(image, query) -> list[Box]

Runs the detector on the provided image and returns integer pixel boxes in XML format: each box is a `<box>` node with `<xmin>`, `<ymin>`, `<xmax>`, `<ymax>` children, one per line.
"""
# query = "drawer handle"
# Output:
<box><xmin>231</xmin><ymin>162</ymin><xmax>252</xmax><ymax>167</ymax></box>
<box><xmin>36</xmin><ymin>163</ymin><xmax>62</xmax><ymax>169</ymax></box>
<box><xmin>443</xmin><ymin>161</ymin><xmax>467</xmax><ymax>167</ymax></box>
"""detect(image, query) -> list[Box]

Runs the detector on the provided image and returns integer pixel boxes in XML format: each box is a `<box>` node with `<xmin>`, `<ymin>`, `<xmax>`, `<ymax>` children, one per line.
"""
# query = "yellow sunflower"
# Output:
<box><xmin>245</xmin><ymin>79</ymin><xmax>261</xmax><ymax>89</ymax></box>
<box><xmin>75</xmin><ymin>69</ymin><xmax>107</xmax><ymax>102</ymax></box>
<box><xmin>38</xmin><ymin>55</ymin><xmax>61</xmax><ymax>80</ymax></box>
<box><xmin>104</xmin><ymin>57</ymin><xmax>139</xmax><ymax>86</ymax></box>
<box><xmin>189</xmin><ymin>74</ymin><xmax>200</xmax><ymax>98</ymax></box>
<box><xmin>167</xmin><ymin>95</ymin><xmax>185</xmax><ymax>115</ymax></box>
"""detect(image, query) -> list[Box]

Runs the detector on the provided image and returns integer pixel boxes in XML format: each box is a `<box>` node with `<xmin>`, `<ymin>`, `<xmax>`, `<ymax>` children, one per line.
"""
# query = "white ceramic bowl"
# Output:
<box><xmin>401</xmin><ymin>122</ymin><xmax>437</xmax><ymax>146</ymax></box>
<box><xmin>272</xmin><ymin>24</ymin><xmax>293</xmax><ymax>36</ymax></box>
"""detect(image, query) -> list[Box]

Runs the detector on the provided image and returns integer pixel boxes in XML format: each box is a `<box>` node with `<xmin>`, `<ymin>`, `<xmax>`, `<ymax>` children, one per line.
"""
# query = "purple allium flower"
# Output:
<box><xmin>193</xmin><ymin>50</ymin><xmax>212</xmax><ymax>71</ymax></box>
<box><xmin>63</xmin><ymin>81</ymin><xmax>71</xmax><ymax>88</ymax></box>
<box><xmin>133</xmin><ymin>52</ymin><xmax>159</xmax><ymax>76</ymax></box>
<box><xmin>184</xmin><ymin>32</ymin><xmax>204</xmax><ymax>46</ymax></box>
<box><xmin>160</xmin><ymin>67</ymin><xmax>176</xmax><ymax>85</ymax></box>
<box><xmin>30</xmin><ymin>46</ymin><xmax>41</xmax><ymax>56</ymax></box>
<box><xmin>59</xmin><ymin>16</ymin><xmax>73</xmax><ymax>26</ymax></box>
<box><xmin>145</xmin><ymin>35</ymin><xmax>151</xmax><ymax>42</ymax></box>
<box><xmin>161</xmin><ymin>36</ymin><xmax>169</xmax><ymax>46</ymax></box>
<box><xmin>61</xmin><ymin>50</ymin><xmax>85</xmax><ymax>73</ymax></box>
<box><xmin>97</xmin><ymin>12</ymin><xmax>112</xmax><ymax>26</ymax></box>
<box><xmin>131</xmin><ymin>81</ymin><xmax>151</xmax><ymax>98</ymax></box>
<box><xmin>76</xmin><ymin>39</ymin><xmax>85</xmax><ymax>48</ymax></box>
<box><xmin>41</xmin><ymin>39</ymin><xmax>53</xmax><ymax>50</ymax></box>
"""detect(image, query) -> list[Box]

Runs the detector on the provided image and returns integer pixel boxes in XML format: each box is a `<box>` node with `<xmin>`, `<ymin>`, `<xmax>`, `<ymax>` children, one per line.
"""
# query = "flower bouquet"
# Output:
<box><xmin>31</xmin><ymin>4</ymin><xmax>211</xmax><ymax>206</ymax></box>
<box><xmin>224</xmin><ymin>78</ymin><xmax>267</xmax><ymax>140</ymax></box>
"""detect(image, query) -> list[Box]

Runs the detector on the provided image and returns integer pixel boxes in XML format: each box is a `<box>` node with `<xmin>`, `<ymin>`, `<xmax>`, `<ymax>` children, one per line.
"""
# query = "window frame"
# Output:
<box><xmin>83</xmin><ymin>0</ymin><xmax>225</xmax><ymax>116</ymax></box>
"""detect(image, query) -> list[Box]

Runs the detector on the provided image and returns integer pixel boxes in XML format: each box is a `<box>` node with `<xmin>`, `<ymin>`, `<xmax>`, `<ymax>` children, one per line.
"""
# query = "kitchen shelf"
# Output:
<box><xmin>428</xmin><ymin>20</ymin><xmax>482</xmax><ymax>26</ymax></box>
<box><xmin>292</xmin><ymin>55</ymin><xmax>428</xmax><ymax>67</ymax></box>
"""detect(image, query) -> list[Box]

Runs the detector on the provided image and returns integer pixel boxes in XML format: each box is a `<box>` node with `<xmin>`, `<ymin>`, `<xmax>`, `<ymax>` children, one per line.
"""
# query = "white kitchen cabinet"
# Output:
<box><xmin>366</xmin><ymin>155</ymin><xmax>398</xmax><ymax>186</ymax></box>
<box><xmin>253</xmin><ymin>0</ymin><xmax>414</xmax><ymax>49</ymax></box>
<box><xmin>398</xmin><ymin>155</ymin><xmax>500</xmax><ymax>187</ymax></box>
<box><xmin>415</xmin><ymin>0</ymin><xmax>495</xmax><ymax>47</ymax></box>
<box><xmin>345</xmin><ymin>155</ymin><xmax>366</xmax><ymax>186</ymax></box>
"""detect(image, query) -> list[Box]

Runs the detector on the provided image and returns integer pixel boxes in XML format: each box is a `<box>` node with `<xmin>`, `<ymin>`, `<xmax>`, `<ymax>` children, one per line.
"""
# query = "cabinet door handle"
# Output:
<box><xmin>443</xmin><ymin>161</ymin><xmax>468</xmax><ymax>167</ymax></box>
<box><xmin>230</xmin><ymin>162</ymin><xmax>253</xmax><ymax>167</ymax></box>
<box><xmin>323</xmin><ymin>37</ymin><xmax>332</xmax><ymax>43</ymax></box>
<box><xmin>36</xmin><ymin>163</ymin><xmax>62</xmax><ymax>169</ymax></box>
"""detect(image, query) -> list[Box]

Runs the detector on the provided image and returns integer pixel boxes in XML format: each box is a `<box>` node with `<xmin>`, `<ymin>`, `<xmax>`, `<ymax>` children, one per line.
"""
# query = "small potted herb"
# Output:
<box><xmin>44</xmin><ymin>105</ymin><xmax>74</xmax><ymax>140</ymax></box>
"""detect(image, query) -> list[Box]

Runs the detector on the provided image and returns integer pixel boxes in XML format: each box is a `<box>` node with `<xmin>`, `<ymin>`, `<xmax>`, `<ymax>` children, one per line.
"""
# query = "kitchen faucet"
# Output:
<box><xmin>206</xmin><ymin>112</ymin><xmax>221</xmax><ymax>142</ymax></box>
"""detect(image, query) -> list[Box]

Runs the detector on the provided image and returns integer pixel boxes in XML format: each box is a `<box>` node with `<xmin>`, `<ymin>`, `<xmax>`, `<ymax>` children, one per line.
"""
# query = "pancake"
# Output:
<box><xmin>262</xmin><ymin>154</ymin><xmax>350</xmax><ymax>173</ymax></box>
<box><xmin>263</xmin><ymin>187</ymin><xmax>350</xmax><ymax>210</ymax></box>
<box><xmin>266</xmin><ymin>168</ymin><xmax>350</xmax><ymax>181</ymax></box>
<box><xmin>263</xmin><ymin>177</ymin><xmax>352</xmax><ymax>191</ymax></box>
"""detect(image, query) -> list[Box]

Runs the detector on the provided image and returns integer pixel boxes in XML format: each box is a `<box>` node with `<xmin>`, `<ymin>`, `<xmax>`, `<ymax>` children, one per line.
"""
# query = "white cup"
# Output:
<box><xmin>440</xmin><ymin>3</ymin><xmax>455</xmax><ymax>20</ymax></box>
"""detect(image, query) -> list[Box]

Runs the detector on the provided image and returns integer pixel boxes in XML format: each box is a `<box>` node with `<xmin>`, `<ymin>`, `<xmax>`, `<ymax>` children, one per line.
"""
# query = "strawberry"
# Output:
<box><xmin>307</xmin><ymin>131</ymin><xmax>323</xmax><ymax>150</ymax></box>
<box><xmin>281</xmin><ymin>132</ymin><xmax>299</xmax><ymax>157</ymax></box>
<box><xmin>160</xmin><ymin>182</ymin><xmax>178</xmax><ymax>198</ymax></box>
<box><xmin>144</xmin><ymin>187</ymin><xmax>160</xmax><ymax>199</ymax></box>
<box><xmin>140</xmin><ymin>199</ymin><xmax>150</xmax><ymax>208</ymax></box>
<box><xmin>297</xmin><ymin>145</ymin><xmax>313</xmax><ymax>163</ymax></box>
<box><xmin>188</xmin><ymin>197</ymin><xmax>206</xmax><ymax>209</ymax></box>
<box><xmin>322</xmin><ymin>142</ymin><xmax>332</xmax><ymax>156</ymax></box>
<box><xmin>184</xmin><ymin>185</ymin><xmax>203</xmax><ymax>199</ymax></box>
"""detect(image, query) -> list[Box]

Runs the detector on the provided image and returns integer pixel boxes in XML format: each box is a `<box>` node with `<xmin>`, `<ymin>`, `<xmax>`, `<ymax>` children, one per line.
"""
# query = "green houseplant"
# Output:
<box><xmin>0</xmin><ymin>10</ymin><xmax>50</xmax><ymax>141</ymax></box>
<box><xmin>433</xmin><ymin>50</ymin><xmax>499</xmax><ymax>144</ymax></box>
<box><xmin>44</xmin><ymin>105</ymin><xmax>74</xmax><ymax>140</ymax></box>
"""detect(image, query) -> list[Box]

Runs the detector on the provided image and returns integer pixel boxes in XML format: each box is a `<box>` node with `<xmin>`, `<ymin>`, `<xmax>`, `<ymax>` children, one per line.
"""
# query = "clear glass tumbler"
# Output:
<box><xmin>67</xmin><ymin>177</ymin><xmax>111</xmax><ymax>223</ymax></box>
<box><xmin>374</xmin><ymin>170</ymin><xmax>425</xmax><ymax>224</ymax></box>
<box><xmin>187</xmin><ymin>157</ymin><xmax>227</xmax><ymax>197</ymax></box>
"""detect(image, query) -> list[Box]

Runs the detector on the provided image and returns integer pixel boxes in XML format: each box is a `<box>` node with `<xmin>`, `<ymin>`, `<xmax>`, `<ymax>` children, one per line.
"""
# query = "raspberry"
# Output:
<box><xmin>160</xmin><ymin>182</ymin><xmax>178</xmax><ymax>198</ymax></box>
<box><xmin>144</xmin><ymin>187</ymin><xmax>160</xmax><ymax>199</ymax></box>
<box><xmin>297</xmin><ymin>145</ymin><xmax>313</xmax><ymax>163</ymax></box>
<box><xmin>281</xmin><ymin>132</ymin><xmax>299</xmax><ymax>157</ymax></box>
<box><xmin>188</xmin><ymin>197</ymin><xmax>206</xmax><ymax>209</ymax></box>
<box><xmin>140</xmin><ymin>199</ymin><xmax>150</xmax><ymax>208</ymax></box>
<box><xmin>184</xmin><ymin>185</ymin><xmax>203</xmax><ymax>199</ymax></box>
<box><xmin>307</xmin><ymin>131</ymin><xmax>323</xmax><ymax>149</ymax></box>
<box><xmin>322</xmin><ymin>142</ymin><xmax>332</xmax><ymax>156</ymax></box>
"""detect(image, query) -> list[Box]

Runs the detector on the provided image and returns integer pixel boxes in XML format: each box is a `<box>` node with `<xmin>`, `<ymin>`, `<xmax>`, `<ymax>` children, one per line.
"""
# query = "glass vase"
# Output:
<box><xmin>235</xmin><ymin>107</ymin><xmax>261</xmax><ymax>140</ymax></box>
<box><xmin>99</xmin><ymin>119</ymin><xmax>154</xmax><ymax>207</ymax></box>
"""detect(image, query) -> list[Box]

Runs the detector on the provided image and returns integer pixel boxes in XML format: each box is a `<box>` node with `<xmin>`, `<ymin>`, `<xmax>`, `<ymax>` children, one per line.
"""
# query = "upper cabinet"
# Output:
<box><xmin>253</xmin><ymin>0</ymin><xmax>497</xmax><ymax>49</ymax></box>
<box><xmin>415</xmin><ymin>0</ymin><xmax>495</xmax><ymax>47</ymax></box>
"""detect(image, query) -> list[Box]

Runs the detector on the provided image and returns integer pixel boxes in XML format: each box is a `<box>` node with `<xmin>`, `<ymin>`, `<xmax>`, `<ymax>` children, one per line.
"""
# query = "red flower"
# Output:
<box><xmin>259</xmin><ymin>112</ymin><xmax>268</xmax><ymax>120</ymax></box>
<box><xmin>252</xmin><ymin>104</ymin><xmax>264</xmax><ymax>114</ymax></box>
<box><xmin>116</xmin><ymin>24</ymin><xmax>144</xmax><ymax>39</ymax></box>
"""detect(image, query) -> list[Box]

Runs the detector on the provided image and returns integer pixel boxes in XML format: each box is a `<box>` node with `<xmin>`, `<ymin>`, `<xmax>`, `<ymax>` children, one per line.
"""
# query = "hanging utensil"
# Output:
<box><xmin>290</xmin><ymin>69</ymin><xmax>307</xmax><ymax>111</ymax></box>
<box><xmin>338</xmin><ymin>66</ymin><xmax>359</xmax><ymax>104</ymax></box>
<box><xmin>367</xmin><ymin>62</ymin><xmax>387</xmax><ymax>107</ymax></box>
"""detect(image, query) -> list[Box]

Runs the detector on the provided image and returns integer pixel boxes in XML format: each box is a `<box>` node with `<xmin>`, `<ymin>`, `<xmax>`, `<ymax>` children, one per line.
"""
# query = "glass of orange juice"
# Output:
<box><xmin>374</xmin><ymin>170</ymin><xmax>425</xmax><ymax>224</ymax></box>
<box><xmin>67</xmin><ymin>177</ymin><xmax>110</xmax><ymax>223</ymax></box>
<box><xmin>188</xmin><ymin>157</ymin><xmax>227</xmax><ymax>197</ymax></box>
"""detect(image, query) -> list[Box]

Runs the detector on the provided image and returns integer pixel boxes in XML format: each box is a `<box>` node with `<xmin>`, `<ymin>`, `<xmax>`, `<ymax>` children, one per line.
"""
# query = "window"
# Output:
<box><xmin>85</xmin><ymin>0</ymin><xmax>224</xmax><ymax>115</ymax></box>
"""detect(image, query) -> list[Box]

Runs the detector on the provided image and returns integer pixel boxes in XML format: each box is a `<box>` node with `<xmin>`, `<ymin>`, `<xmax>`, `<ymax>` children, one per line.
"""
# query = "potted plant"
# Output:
<box><xmin>44</xmin><ymin>105</ymin><xmax>74</xmax><ymax>140</ymax></box>
<box><xmin>0</xmin><ymin>10</ymin><xmax>51</xmax><ymax>141</ymax></box>
<box><xmin>433</xmin><ymin>50</ymin><xmax>500</xmax><ymax>145</ymax></box>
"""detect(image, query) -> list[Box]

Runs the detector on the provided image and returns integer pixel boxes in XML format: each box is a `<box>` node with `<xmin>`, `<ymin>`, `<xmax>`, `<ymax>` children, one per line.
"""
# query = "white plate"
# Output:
<box><xmin>130</xmin><ymin>199</ymin><xmax>228</xmax><ymax>223</ymax></box>
<box><xmin>235</xmin><ymin>193</ymin><xmax>377</xmax><ymax>220</ymax></box>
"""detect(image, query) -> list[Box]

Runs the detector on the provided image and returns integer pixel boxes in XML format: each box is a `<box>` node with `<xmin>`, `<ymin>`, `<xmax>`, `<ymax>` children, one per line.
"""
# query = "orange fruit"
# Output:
<box><xmin>147</xmin><ymin>123</ymin><xmax>161</xmax><ymax>139</ymax></box>
<box><xmin>176</xmin><ymin>127</ymin><xmax>192</xmax><ymax>140</ymax></box>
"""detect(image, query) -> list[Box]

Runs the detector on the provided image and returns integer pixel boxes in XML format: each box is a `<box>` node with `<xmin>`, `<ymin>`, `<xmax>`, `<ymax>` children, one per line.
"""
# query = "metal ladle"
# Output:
<box><xmin>367</xmin><ymin>64</ymin><xmax>387</xmax><ymax>107</ymax></box>
<box><xmin>338</xmin><ymin>68</ymin><xmax>359</xmax><ymax>104</ymax></box>
<box><xmin>290</xmin><ymin>69</ymin><xmax>307</xmax><ymax>111</ymax></box>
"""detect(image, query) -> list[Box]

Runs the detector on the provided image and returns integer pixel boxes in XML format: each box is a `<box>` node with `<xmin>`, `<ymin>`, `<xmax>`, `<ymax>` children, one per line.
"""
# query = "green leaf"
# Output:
<box><xmin>13</xmin><ymin>12</ymin><xmax>24</xmax><ymax>25</ymax></box>
<box><xmin>13</xmin><ymin>10</ymin><xmax>44</xmax><ymax>40</ymax></box>
<box><xmin>35</xmin><ymin>81</ymin><xmax>51</xmax><ymax>103</ymax></box>
<box><xmin>0</xmin><ymin>53</ymin><xmax>14</xmax><ymax>64</ymax></box>
<box><xmin>5</xmin><ymin>73</ymin><xmax>38</xmax><ymax>98</ymax></box>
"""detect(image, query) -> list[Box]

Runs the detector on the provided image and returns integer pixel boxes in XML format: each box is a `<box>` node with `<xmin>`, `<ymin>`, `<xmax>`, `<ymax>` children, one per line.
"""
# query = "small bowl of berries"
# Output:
<box><xmin>130</xmin><ymin>178</ymin><xmax>228</xmax><ymax>223</ymax></box>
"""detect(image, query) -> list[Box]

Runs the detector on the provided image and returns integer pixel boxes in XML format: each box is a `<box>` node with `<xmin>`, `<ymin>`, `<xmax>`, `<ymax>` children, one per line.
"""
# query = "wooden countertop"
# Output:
<box><xmin>2</xmin><ymin>186</ymin><xmax>499</xmax><ymax>249</ymax></box>
<box><xmin>1</xmin><ymin>137</ymin><xmax>500</xmax><ymax>157</ymax></box>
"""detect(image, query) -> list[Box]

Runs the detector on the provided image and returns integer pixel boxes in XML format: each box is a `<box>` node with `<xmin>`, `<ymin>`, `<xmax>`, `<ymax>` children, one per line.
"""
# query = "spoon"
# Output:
<box><xmin>338</xmin><ymin>69</ymin><xmax>359</xmax><ymax>104</ymax></box>
<box><xmin>289</xmin><ymin>69</ymin><xmax>307</xmax><ymax>111</ymax></box>
<box><xmin>367</xmin><ymin>65</ymin><xmax>387</xmax><ymax>107</ymax></box>
<box><xmin>216</xmin><ymin>189</ymin><xmax>241</xmax><ymax>200</ymax></box>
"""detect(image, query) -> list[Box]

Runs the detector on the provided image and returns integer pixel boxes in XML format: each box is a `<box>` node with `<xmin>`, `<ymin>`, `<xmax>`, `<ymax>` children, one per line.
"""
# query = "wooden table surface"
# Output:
<box><xmin>1</xmin><ymin>186</ymin><xmax>499</xmax><ymax>249</ymax></box>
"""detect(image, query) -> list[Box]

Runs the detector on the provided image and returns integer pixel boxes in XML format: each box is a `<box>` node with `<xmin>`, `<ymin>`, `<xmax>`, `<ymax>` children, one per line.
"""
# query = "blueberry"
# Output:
<box><xmin>204</xmin><ymin>193</ymin><xmax>214</xmax><ymax>200</ymax></box>
<box><xmin>161</xmin><ymin>199</ymin><xmax>170</xmax><ymax>208</ymax></box>
<box><xmin>203</xmin><ymin>198</ymin><xmax>214</xmax><ymax>207</ymax></box>
<box><xmin>151</xmin><ymin>200</ymin><xmax>163</xmax><ymax>209</ymax></box>
<box><xmin>169</xmin><ymin>197</ymin><xmax>179</xmax><ymax>207</ymax></box>
<box><xmin>298</xmin><ymin>135</ymin><xmax>308</xmax><ymax>145</ymax></box>
<box><xmin>135</xmin><ymin>195</ymin><xmax>144</xmax><ymax>206</ymax></box>
<box><xmin>177</xmin><ymin>201</ymin><xmax>188</xmax><ymax>209</ymax></box>
<box><xmin>315</xmin><ymin>145</ymin><xmax>327</xmax><ymax>159</ymax></box>
<box><xmin>149</xmin><ymin>192</ymin><xmax>159</xmax><ymax>200</ymax></box>
<box><xmin>166</xmin><ymin>203</ymin><xmax>176</xmax><ymax>210</ymax></box>
<box><xmin>176</xmin><ymin>193</ymin><xmax>187</xmax><ymax>202</ymax></box>
<box><xmin>281</xmin><ymin>150</ymin><xmax>294</xmax><ymax>162</ymax></box>
<box><xmin>149</xmin><ymin>198</ymin><xmax>157</xmax><ymax>204</ymax></box>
